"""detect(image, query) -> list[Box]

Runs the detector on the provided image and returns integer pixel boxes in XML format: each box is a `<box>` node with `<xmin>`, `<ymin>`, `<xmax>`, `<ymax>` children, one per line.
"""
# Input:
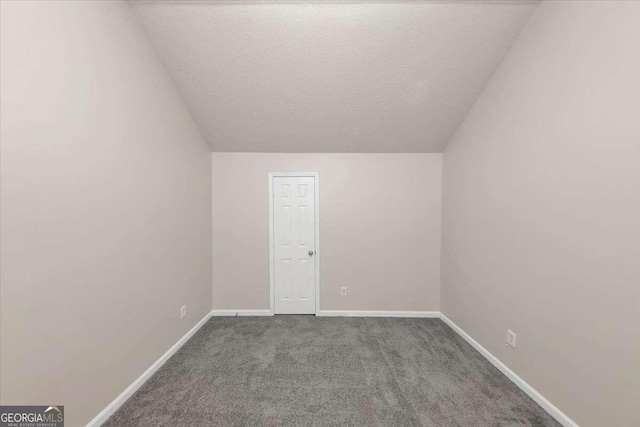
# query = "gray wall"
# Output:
<box><xmin>441</xmin><ymin>2</ymin><xmax>640</xmax><ymax>426</ymax></box>
<box><xmin>212</xmin><ymin>153</ymin><xmax>442</xmax><ymax>312</ymax></box>
<box><xmin>0</xmin><ymin>2</ymin><xmax>212</xmax><ymax>425</ymax></box>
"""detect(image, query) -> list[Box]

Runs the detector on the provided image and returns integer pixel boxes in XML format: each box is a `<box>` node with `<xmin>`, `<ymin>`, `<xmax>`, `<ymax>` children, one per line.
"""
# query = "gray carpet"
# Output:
<box><xmin>104</xmin><ymin>316</ymin><xmax>560</xmax><ymax>426</ymax></box>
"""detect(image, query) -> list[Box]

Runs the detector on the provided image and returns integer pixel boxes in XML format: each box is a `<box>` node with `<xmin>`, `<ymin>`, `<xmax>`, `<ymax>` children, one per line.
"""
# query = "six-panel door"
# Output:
<box><xmin>273</xmin><ymin>176</ymin><xmax>316</xmax><ymax>314</ymax></box>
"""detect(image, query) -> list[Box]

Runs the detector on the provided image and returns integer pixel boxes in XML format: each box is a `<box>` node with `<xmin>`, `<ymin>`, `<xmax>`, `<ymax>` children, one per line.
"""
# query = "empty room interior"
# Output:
<box><xmin>1</xmin><ymin>0</ymin><xmax>639</xmax><ymax>426</ymax></box>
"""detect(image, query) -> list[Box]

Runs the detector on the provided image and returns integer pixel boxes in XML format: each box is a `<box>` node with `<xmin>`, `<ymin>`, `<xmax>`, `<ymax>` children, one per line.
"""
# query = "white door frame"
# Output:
<box><xmin>269</xmin><ymin>172</ymin><xmax>320</xmax><ymax>315</ymax></box>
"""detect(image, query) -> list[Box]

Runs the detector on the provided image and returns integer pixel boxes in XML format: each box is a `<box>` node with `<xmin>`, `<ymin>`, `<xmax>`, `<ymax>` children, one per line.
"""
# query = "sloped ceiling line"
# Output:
<box><xmin>130</xmin><ymin>0</ymin><xmax>539</xmax><ymax>152</ymax></box>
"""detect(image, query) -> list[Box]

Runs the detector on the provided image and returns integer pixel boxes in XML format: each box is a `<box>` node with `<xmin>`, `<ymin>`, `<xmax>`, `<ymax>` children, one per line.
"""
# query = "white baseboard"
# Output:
<box><xmin>86</xmin><ymin>310</ymin><xmax>212</xmax><ymax>427</ymax></box>
<box><xmin>88</xmin><ymin>309</ymin><xmax>577</xmax><ymax>427</ymax></box>
<box><xmin>439</xmin><ymin>314</ymin><xmax>579</xmax><ymax>427</ymax></box>
<box><xmin>211</xmin><ymin>309</ymin><xmax>438</xmax><ymax>318</ymax></box>
<box><xmin>210</xmin><ymin>309</ymin><xmax>273</xmax><ymax>316</ymax></box>
<box><xmin>316</xmin><ymin>310</ymin><xmax>440</xmax><ymax>318</ymax></box>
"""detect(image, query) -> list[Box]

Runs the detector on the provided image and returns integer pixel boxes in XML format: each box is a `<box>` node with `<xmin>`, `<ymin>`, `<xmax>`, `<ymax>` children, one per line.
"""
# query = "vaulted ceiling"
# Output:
<box><xmin>129</xmin><ymin>1</ymin><xmax>539</xmax><ymax>152</ymax></box>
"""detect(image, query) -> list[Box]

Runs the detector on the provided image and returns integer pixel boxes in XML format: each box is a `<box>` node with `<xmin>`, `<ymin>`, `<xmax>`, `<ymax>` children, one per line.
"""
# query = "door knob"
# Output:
<box><xmin>308</xmin><ymin>250</ymin><xmax>314</xmax><ymax>256</ymax></box>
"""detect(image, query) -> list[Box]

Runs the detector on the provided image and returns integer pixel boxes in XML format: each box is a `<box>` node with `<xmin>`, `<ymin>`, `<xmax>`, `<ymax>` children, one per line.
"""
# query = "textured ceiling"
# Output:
<box><xmin>130</xmin><ymin>1</ymin><xmax>539</xmax><ymax>152</ymax></box>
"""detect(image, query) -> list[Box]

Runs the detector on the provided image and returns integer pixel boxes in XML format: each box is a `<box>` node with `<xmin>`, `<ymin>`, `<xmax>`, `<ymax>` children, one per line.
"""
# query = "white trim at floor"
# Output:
<box><xmin>86</xmin><ymin>310</ymin><xmax>212</xmax><ymax>427</ymax></box>
<box><xmin>317</xmin><ymin>310</ymin><xmax>440</xmax><ymax>318</ymax></box>
<box><xmin>439</xmin><ymin>314</ymin><xmax>580</xmax><ymax>427</ymax></box>
<box><xmin>210</xmin><ymin>309</ymin><xmax>273</xmax><ymax>316</ymax></box>
<box><xmin>88</xmin><ymin>310</ymin><xmax>580</xmax><ymax>427</ymax></box>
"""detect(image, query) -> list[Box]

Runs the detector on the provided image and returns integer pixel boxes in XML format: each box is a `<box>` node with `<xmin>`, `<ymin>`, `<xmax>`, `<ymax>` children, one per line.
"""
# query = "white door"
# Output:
<box><xmin>273</xmin><ymin>176</ymin><xmax>316</xmax><ymax>314</ymax></box>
